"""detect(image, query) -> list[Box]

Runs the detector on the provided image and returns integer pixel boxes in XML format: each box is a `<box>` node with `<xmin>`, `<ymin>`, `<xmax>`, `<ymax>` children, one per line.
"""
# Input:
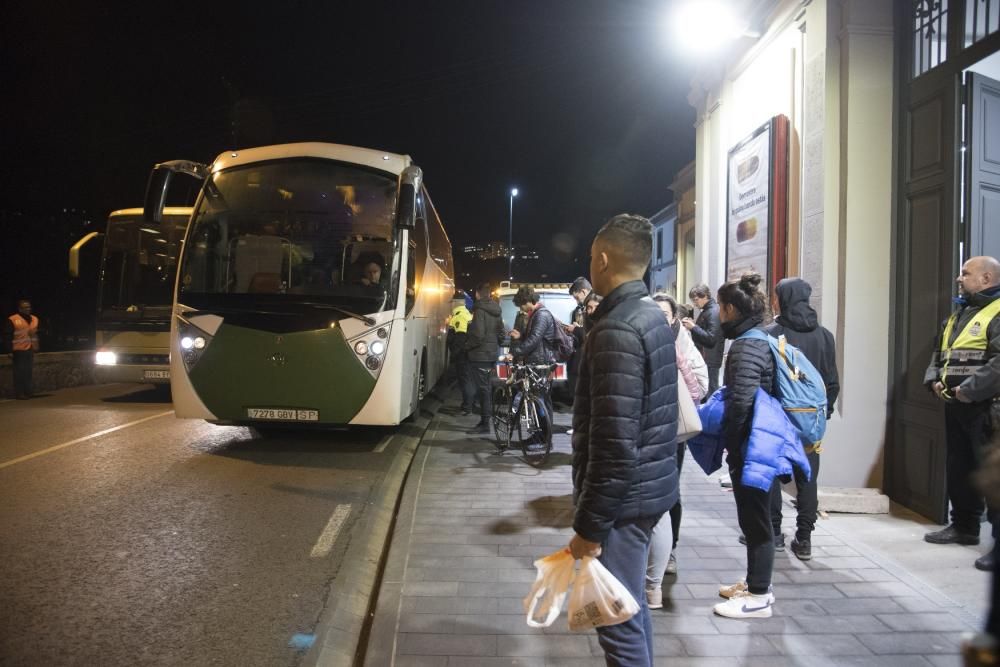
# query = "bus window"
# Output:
<box><xmin>424</xmin><ymin>189</ymin><xmax>453</xmax><ymax>277</ymax></box>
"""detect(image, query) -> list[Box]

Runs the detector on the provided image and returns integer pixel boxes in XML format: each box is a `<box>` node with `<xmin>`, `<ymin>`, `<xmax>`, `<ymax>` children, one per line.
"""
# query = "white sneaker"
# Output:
<box><xmin>646</xmin><ymin>587</ymin><xmax>662</xmax><ymax>609</ymax></box>
<box><xmin>567</xmin><ymin>428</ymin><xmax>574</xmax><ymax>435</ymax></box>
<box><xmin>713</xmin><ymin>591</ymin><xmax>774</xmax><ymax>618</ymax></box>
<box><xmin>719</xmin><ymin>473</ymin><xmax>732</xmax><ymax>488</ymax></box>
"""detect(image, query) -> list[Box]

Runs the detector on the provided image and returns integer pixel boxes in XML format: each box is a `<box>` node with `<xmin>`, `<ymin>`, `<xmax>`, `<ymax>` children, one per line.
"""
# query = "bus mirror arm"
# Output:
<box><xmin>68</xmin><ymin>231</ymin><xmax>103</xmax><ymax>278</ymax></box>
<box><xmin>397</xmin><ymin>165</ymin><xmax>423</xmax><ymax>229</ymax></box>
<box><xmin>143</xmin><ymin>160</ymin><xmax>208</xmax><ymax>225</ymax></box>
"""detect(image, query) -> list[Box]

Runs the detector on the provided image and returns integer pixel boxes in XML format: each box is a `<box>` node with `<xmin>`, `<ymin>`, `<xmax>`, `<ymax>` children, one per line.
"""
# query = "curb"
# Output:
<box><xmin>301</xmin><ymin>389</ymin><xmax>446</xmax><ymax>667</ymax></box>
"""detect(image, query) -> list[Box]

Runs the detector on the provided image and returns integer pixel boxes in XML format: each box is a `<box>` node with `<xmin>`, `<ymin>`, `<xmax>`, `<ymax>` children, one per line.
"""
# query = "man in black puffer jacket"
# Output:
<box><xmin>570</xmin><ymin>214</ymin><xmax>677</xmax><ymax>667</ymax></box>
<box><xmin>683</xmin><ymin>284</ymin><xmax>724</xmax><ymax>399</ymax></box>
<box><xmin>764</xmin><ymin>277</ymin><xmax>840</xmax><ymax>561</ymax></box>
<box><xmin>509</xmin><ymin>286</ymin><xmax>557</xmax><ymax>365</ymax></box>
<box><xmin>465</xmin><ymin>283</ymin><xmax>506</xmax><ymax>434</ymax></box>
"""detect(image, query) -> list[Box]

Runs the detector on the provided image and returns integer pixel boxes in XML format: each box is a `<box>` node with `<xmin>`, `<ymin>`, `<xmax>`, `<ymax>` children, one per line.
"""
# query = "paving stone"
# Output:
<box><xmin>404</xmin><ymin>581</ymin><xmax>461</xmax><ymax>597</ymax></box>
<box><xmin>495</xmin><ymin>634</ymin><xmax>592</xmax><ymax>658</ymax></box>
<box><xmin>398</xmin><ymin>633</ymin><xmax>497</xmax><ymax>657</ymax></box>
<box><xmin>394</xmin><ymin>655</ymin><xmax>448</xmax><ymax>667</ymax></box>
<box><xmin>856</xmin><ymin>632</ymin><xmax>966</xmax><ymax>655</ymax></box>
<box><xmin>711</xmin><ymin>615</ymin><xmax>802</xmax><ymax>634</ymax></box>
<box><xmin>817</xmin><ymin>598</ymin><xmax>907</xmax><ymax>615</ymax></box>
<box><xmin>875</xmin><ymin>612</ymin><xmax>975</xmax><ymax>632</ymax></box>
<box><xmin>892</xmin><ymin>596</ymin><xmax>952</xmax><ymax>613</ymax></box>
<box><xmin>767</xmin><ymin>633</ymin><xmax>874</xmax><ymax>656</ymax></box>
<box><xmin>680</xmin><ymin>633</ymin><xmax>780</xmax><ymax>656</ymax></box>
<box><xmin>834</xmin><ymin>582</ymin><xmax>922</xmax><ymax>598</ymax></box>
<box><xmin>791</xmin><ymin>614</ymin><xmax>891</xmax><ymax>634</ymax></box>
<box><xmin>649</xmin><ymin>614</ymin><xmax>720</xmax><ymax>634</ymax></box>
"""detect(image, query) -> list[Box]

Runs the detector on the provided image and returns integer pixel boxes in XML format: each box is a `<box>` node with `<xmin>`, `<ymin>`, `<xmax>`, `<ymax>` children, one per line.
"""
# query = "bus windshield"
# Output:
<box><xmin>100</xmin><ymin>217</ymin><xmax>187</xmax><ymax>313</ymax></box>
<box><xmin>179</xmin><ymin>159</ymin><xmax>400</xmax><ymax>313</ymax></box>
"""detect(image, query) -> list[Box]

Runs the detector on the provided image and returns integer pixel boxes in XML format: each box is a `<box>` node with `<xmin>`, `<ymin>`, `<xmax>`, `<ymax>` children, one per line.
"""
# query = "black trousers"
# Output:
<box><xmin>730</xmin><ymin>460</ymin><xmax>774</xmax><ymax>595</ymax></box>
<box><xmin>669</xmin><ymin>442</ymin><xmax>686</xmax><ymax>548</ymax></box>
<box><xmin>944</xmin><ymin>402</ymin><xmax>996</xmax><ymax>534</ymax></box>
<box><xmin>470</xmin><ymin>362</ymin><xmax>494</xmax><ymax>423</ymax></box>
<box><xmin>704</xmin><ymin>365</ymin><xmax>721</xmax><ymax>402</ymax></box>
<box><xmin>769</xmin><ymin>449</ymin><xmax>820</xmax><ymax>539</ymax></box>
<box><xmin>12</xmin><ymin>350</ymin><xmax>33</xmax><ymax>397</ymax></box>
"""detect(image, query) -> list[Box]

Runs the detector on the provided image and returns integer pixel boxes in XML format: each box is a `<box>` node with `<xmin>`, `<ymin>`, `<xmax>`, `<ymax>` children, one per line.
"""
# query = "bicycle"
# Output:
<box><xmin>491</xmin><ymin>361</ymin><xmax>555</xmax><ymax>465</ymax></box>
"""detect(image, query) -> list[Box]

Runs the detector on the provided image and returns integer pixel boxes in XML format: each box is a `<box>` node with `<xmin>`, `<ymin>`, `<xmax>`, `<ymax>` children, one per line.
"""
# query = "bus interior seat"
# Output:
<box><xmin>248</xmin><ymin>272</ymin><xmax>282</xmax><ymax>293</ymax></box>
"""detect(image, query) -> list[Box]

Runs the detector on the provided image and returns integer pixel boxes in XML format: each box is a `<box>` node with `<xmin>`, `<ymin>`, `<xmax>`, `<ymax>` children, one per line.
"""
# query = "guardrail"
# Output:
<box><xmin>0</xmin><ymin>351</ymin><xmax>96</xmax><ymax>399</ymax></box>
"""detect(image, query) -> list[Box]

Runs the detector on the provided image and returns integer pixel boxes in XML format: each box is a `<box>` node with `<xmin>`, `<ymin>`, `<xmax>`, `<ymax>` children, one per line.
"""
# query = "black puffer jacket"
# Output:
<box><xmin>512</xmin><ymin>305</ymin><xmax>557</xmax><ymax>365</ymax></box>
<box><xmin>691</xmin><ymin>298</ymin><xmax>724</xmax><ymax>368</ymax></box>
<box><xmin>572</xmin><ymin>280</ymin><xmax>678</xmax><ymax>543</ymax></box>
<box><xmin>465</xmin><ymin>299</ymin><xmax>505</xmax><ymax>363</ymax></box>
<box><xmin>764</xmin><ymin>278</ymin><xmax>840</xmax><ymax>414</ymax></box>
<box><xmin>721</xmin><ymin>316</ymin><xmax>776</xmax><ymax>463</ymax></box>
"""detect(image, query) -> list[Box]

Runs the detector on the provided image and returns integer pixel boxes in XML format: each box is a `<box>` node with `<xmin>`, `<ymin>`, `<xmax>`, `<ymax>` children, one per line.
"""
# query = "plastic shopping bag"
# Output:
<box><xmin>523</xmin><ymin>548</ymin><xmax>575</xmax><ymax>627</ymax></box>
<box><xmin>566</xmin><ymin>556</ymin><xmax>640</xmax><ymax>631</ymax></box>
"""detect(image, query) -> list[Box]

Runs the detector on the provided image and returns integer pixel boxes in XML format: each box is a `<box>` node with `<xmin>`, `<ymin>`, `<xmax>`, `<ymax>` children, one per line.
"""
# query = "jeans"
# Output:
<box><xmin>730</xmin><ymin>462</ymin><xmax>774</xmax><ymax>595</ymax></box>
<box><xmin>769</xmin><ymin>449</ymin><xmax>820</xmax><ymax>539</ymax></box>
<box><xmin>595</xmin><ymin>517</ymin><xmax>659</xmax><ymax>667</ymax></box>
<box><xmin>945</xmin><ymin>402</ymin><xmax>994</xmax><ymax>534</ymax></box>
<box><xmin>470</xmin><ymin>362</ymin><xmax>494</xmax><ymax>423</ymax></box>
<box><xmin>12</xmin><ymin>350</ymin><xmax>33</xmax><ymax>397</ymax></box>
<box><xmin>645</xmin><ymin>514</ymin><xmax>674</xmax><ymax>592</ymax></box>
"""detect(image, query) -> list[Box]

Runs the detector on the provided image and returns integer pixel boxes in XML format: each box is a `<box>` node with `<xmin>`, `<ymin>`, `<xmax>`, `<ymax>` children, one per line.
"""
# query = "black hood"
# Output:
<box><xmin>774</xmin><ymin>277</ymin><xmax>818</xmax><ymax>332</ymax></box>
<box><xmin>472</xmin><ymin>299</ymin><xmax>501</xmax><ymax>317</ymax></box>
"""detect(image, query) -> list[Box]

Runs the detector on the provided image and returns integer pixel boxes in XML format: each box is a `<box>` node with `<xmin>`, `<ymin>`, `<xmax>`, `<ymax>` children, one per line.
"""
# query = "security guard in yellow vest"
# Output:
<box><xmin>924</xmin><ymin>256</ymin><xmax>1000</xmax><ymax>572</ymax></box>
<box><xmin>4</xmin><ymin>299</ymin><xmax>40</xmax><ymax>399</ymax></box>
<box><xmin>447</xmin><ymin>302</ymin><xmax>475</xmax><ymax>412</ymax></box>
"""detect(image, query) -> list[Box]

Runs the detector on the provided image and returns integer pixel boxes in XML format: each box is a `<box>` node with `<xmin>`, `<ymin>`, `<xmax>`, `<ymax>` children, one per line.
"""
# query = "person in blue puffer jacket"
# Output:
<box><xmin>713</xmin><ymin>273</ymin><xmax>783</xmax><ymax>620</ymax></box>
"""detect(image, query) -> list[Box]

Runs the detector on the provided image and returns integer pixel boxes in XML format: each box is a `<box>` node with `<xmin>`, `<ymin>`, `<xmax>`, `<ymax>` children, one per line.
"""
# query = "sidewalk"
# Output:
<box><xmin>364</xmin><ymin>398</ymin><xmax>989</xmax><ymax>666</ymax></box>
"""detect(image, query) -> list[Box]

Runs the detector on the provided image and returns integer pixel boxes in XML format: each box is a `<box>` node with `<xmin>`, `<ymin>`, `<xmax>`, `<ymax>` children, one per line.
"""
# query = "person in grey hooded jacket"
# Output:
<box><xmin>764</xmin><ymin>277</ymin><xmax>840</xmax><ymax>560</ymax></box>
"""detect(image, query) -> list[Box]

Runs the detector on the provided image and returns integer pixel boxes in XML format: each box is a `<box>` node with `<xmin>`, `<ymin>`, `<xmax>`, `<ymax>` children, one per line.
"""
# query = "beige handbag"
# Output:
<box><xmin>676</xmin><ymin>370</ymin><xmax>703</xmax><ymax>442</ymax></box>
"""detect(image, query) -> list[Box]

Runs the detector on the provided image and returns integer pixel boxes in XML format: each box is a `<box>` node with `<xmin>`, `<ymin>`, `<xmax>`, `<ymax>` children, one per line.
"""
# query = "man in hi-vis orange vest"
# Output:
<box><xmin>4</xmin><ymin>300</ymin><xmax>39</xmax><ymax>399</ymax></box>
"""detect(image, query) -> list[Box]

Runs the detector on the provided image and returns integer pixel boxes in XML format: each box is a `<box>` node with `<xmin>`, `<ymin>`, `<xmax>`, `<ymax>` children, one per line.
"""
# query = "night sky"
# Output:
<box><xmin>1</xmin><ymin>1</ymin><xmax>696</xmax><ymax>339</ymax></box>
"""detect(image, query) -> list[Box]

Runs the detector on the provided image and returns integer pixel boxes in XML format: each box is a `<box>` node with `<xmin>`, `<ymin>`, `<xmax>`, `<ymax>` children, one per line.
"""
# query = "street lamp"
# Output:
<box><xmin>667</xmin><ymin>0</ymin><xmax>746</xmax><ymax>55</ymax></box>
<box><xmin>508</xmin><ymin>188</ymin><xmax>518</xmax><ymax>280</ymax></box>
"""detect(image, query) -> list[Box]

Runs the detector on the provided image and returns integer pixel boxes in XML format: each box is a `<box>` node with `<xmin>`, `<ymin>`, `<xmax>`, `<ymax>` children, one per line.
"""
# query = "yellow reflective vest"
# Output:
<box><xmin>9</xmin><ymin>314</ymin><xmax>39</xmax><ymax>352</ymax></box>
<box><xmin>448</xmin><ymin>306</ymin><xmax>472</xmax><ymax>334</ymax></box>
<box><xmin>939</xmin><ymin>297</ymin><xmax>1000</xmax><ymax>389</ymax></box>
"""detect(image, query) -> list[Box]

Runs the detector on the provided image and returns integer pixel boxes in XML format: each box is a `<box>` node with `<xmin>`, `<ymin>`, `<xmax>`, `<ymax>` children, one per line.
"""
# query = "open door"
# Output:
<box><xmin>966</xmin><ymin>72</ymin><xmax>1000</xmax><ymax>258</ymax></box>
<box><xmin>889</xmin><ymin>73</ymin><xmax>960</xmax><ymax>523</ymax></box>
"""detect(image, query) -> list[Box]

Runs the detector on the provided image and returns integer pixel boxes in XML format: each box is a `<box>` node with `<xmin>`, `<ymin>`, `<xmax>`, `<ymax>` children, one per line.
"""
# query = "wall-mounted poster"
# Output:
<box><xmin>726</xmin><ymin>115</ymin><xmax>789</xmax><ymax>291</ymax></box>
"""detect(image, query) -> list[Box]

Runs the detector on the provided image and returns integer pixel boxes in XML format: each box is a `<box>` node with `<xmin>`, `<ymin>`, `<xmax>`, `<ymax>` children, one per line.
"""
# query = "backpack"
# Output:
<box><xmin>738</xmin><ymin>327</ymin><xmax>827</xmax><ymax>445</ymax></box>
<box><xmin>548</xmin><ymin>315</ymin><xmax>576</xmax><ymax>363</ymax></box>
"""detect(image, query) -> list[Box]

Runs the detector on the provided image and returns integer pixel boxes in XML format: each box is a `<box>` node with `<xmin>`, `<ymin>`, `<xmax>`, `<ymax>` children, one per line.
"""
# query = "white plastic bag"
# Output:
<box><xmin>566</xmin><ymin>556</ymin><xmax>640</xmax><ymax>631</ymax></box>
<box><xmin>523</xmin><ymin>548</ymin><xmax>575</xmax><ymax>627</ymax></box>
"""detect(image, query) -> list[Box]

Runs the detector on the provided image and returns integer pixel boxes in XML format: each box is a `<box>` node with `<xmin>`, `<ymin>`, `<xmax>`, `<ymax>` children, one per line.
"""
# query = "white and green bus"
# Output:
<box><xmin>142</xmin><ymin>142</ymin><xmax>454</xmax><ymax>426</ymax></box>
<box><xmin>69</xmin><ymin>207</ymin><xmax>192</xmax><ymax>385</ymax></box>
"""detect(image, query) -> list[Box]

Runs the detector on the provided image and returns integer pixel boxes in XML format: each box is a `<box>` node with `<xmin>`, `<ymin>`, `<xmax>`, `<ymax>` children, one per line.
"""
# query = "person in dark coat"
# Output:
<box><xmin>465</xmin><ymin>283</ymin><xmax>506</xmax><ymax>434</ymax></box>
<box><xmin>683</xmin><ymin>284</ymin><xmax>724</xmax><ymax>399</ymax></box>
<box><xmin>570</xmin><ymin>214</ymin><xmax>677</xmax><ymax>666</ymax></box>
<box><xmin>509</xmin><ymin>286</ymin><xmax>557</xmax><ymax>366</ymax></box>
<box><xmin>713</xmin><ymin>273</ymin><xmax>780</xmax><ymax>620</ymax></box>
<box><xmin>764</xmin><ymin>277</ymin><xmax>840</xmax><ymax>560</ymax></box>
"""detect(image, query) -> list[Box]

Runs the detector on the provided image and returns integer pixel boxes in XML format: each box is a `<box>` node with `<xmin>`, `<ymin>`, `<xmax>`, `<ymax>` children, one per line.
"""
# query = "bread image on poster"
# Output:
<box><xmin>737</xmin><ymin>156</ymin><xmax>760</xmax><ymax>184</ymax></box>
<box><xmin>736</xmin><ymin>217</ymin><xmax>758</xmax><ymax>243</ymax></box>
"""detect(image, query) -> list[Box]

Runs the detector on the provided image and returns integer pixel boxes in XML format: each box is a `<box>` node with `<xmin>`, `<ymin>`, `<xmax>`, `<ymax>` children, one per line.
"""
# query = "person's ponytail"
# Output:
<box><xmin>718</xmin><ymin>272</ymin><xmax>767</xmax><ymax>319</ymax></box>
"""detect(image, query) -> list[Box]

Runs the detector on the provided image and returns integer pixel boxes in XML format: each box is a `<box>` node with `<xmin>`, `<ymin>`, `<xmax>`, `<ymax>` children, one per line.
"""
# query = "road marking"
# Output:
<box><xmin>374</xmin><ymin>434</ymin><xmax>395</xmax><ymax>453</ymax></box>
<box><xmin>310</xmin><ymin>504</ymin><xmax>352</xmax><ymax>558</ymax></box>
<box><xmin>0</xmin><ymin>410</ymin><xmax>174</xmax><ymax>470</ymax></box>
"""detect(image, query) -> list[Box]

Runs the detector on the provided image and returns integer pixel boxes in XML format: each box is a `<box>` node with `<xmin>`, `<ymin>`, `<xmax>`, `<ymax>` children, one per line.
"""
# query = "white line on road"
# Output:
<box><xmin>374</xmin><ymin>434</ymin><xmax>395</xmax><ymax>453</ymax></box>
<box><xmin>310</xmin><ymin>504</ymin><xmax>352</xmax><ymax>558</ymax></box>
<box><xmin>0</xmin><ymin>410</ymin><xmax>174</xmax><ymax>470</ymax></box>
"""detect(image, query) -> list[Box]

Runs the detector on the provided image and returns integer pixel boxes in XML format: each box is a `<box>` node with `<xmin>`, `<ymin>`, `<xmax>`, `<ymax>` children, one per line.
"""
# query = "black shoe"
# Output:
<box><xmin>975</xmin><ymin>550</ymin><xmax>996</xmax><ymax>571</ymax></box>
<box><xmin>924</xmin><ymin>525</ymin><xmax>980</xmax><ymax>545</ymax></box>
<box><xmin>460</xmin><ymin>407</ymin><xmax>472</xmax><ymax>416</ymax></box>
<box><xmin>467</xmin><ymin>422</ymin><xmax>491</xmax><ymax>435</ymax></box>
<box><xmin>791</xmin><ymin>536</ymin><xmax>812</xmax><ymax>561</ymax></box>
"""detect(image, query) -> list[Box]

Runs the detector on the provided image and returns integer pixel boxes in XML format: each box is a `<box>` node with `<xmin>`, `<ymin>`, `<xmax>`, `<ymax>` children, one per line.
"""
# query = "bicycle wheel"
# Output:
<box><xmin>517</xmin><ymin>395</ymin><xmax>552</xmax><ymax>466</ymax></box>
<box><xmin>491</xmin><ymin>385</ymin><xmax>513</xmax><ymax>451</ymax></box>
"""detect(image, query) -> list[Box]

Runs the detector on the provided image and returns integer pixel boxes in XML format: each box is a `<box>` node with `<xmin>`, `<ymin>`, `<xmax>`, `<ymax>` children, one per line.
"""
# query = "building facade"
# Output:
<box><xmin>648</xmin><ymin>202</ymin><xmax>678</xmax><ymax>295</ymax></box>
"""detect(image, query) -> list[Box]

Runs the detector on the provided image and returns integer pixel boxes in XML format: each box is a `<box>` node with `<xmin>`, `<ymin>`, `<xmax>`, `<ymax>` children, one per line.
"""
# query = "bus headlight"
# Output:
<box><xmin>177</xmin><ymin>317</ymin><xmax>214</xmax><ymax>371</ymax></box>
<box><xmin>347</xmin><ymin>323</ymin><xmax>391</xmax><ymax>379</ymax></box>
<box><xmin>354</xmin><ymin>341</ymin><xmax>368</xmax><ymax>356</ymax></box>
<box><xmin>369</xmin><ymin>340</ymin><xmax>385</xmax><ymax>356</ymax></box>
<box><xmin>95</xmin><ymin>351</ymin><xmax>118</xmax><ymax>365</ymax></box>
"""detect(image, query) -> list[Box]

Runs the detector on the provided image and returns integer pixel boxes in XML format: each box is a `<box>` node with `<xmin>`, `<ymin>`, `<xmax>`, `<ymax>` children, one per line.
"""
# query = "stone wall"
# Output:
<box><xmin>0</xmin><ymin>351</ymin><xmax>95</xmax><ymax>398</ymax></box>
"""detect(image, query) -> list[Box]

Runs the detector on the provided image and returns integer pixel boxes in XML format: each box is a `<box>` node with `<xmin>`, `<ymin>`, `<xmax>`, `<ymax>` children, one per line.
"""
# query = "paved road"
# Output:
<box><xmin>0</xmin><ymin>384</ymin><xmax>411</xmax><ymax>666</ymax></box>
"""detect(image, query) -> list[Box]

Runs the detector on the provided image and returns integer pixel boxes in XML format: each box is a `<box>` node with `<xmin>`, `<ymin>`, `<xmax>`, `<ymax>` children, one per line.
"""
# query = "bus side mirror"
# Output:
<box><xmin>68</xmin><ymin>231</ymin><xmax>103</xmax><ymax>278</ymax></box>
<box><xmin>397</xmin><ymin>165</ymin><xmax>423</xmax><ymax>229</ymax></box>
<box><xmin>143</xmin><ymin>160</ymin><xmax>209</xmax><ymax>224</ymax></box>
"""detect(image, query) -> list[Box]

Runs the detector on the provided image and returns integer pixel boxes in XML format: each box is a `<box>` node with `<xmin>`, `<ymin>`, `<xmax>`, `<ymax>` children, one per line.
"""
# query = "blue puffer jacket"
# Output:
<box><xmin>688</xmin><ymin>387</ymin><xmax>811</xmax><ymax>492</ymax></box>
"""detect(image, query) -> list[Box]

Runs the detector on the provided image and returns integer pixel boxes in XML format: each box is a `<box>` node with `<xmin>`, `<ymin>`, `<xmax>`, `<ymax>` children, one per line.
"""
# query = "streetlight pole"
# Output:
<box><xmin>508</xmin><ymin>188</ymin><xmax>518</xmax><ymax>281</ymax></box>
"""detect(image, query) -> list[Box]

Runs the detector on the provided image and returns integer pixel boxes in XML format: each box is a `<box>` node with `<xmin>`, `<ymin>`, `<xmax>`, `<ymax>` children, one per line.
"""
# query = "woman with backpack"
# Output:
<box><xmin>712</xmin><ymin>273</ymin><xmax>781</xmax><ymax>619</ymax></box>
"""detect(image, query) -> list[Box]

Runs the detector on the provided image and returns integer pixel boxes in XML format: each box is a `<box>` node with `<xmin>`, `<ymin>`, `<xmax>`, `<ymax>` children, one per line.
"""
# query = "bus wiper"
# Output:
<box><xmin>297</xmin><ymin>302</ymin><xmax>376</xmax><ymax>326</ymax></box>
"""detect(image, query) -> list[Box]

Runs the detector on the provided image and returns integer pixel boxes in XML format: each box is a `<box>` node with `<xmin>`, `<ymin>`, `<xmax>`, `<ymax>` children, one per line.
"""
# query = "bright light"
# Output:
<box><xmin>95</xmin><ymin>351</ymin><xmax>117</xmax><ymax>365</ymax></box>
<box><xmin>354</xmin><ymin>341</ymin><xmax>368</xmax><ymax>356</ymax></box>
<box><xmin>180</xmin><ymin>337</ymin><xmax>194</xmax><ymax>350</ymax></box>
<box><xmin>669</xmin><ymin>0</ymin><xmax>743</xmax><ymax>55</ymax></box>
<box><xmin>192</xmin><ymin>337</ymin><xmax>206</xmax><ymax>350</ymax></box>
<box><xmin>511</xmin><ymin>188</ymin><xmax>518</xmax><ymax>197</ymax></box>
<box><xmin>369</xmin><ymin>340</ymin><xmax>386</xmax><ymax>356</ymax></box>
